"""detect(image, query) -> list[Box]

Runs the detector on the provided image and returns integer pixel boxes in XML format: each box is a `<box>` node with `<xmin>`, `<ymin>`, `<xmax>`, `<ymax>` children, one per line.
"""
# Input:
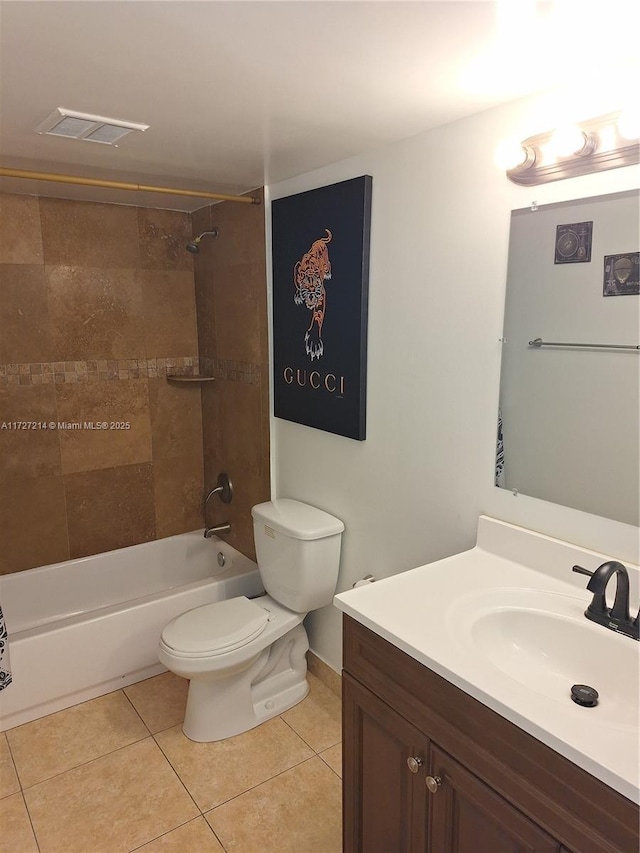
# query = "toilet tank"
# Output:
<box><xmin>251</xmin><ymin>499</ymin><xmax>344</xmax><ymax>613</ymax></box>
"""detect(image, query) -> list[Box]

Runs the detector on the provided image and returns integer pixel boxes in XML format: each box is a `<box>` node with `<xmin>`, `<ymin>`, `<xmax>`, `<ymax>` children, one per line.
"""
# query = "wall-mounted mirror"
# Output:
<box><xmin>497</xmin><ymin>189</ymin><xmax>639</xmax><ymax>526</ymax></box>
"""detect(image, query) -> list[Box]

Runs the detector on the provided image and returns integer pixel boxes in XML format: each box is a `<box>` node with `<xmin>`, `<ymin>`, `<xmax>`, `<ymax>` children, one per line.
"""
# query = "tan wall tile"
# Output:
<box><xmin>148</xmin><ymin>377</ymin><xmax>203</xmax><ymax>460</ymax></box>
<box><xmin>191</xmin><ymin>205</ymin><xmax>212</xmax><ymax>238</ymax></box>
<box><xmin>153</xmin><ymin>450</ymin><xmax>204</xmax><ymax>538</ymax></box>
<box><xmin>140</xmin><ymin>270</ymin><xmax>198</xmax><ymax>358</ymax></box>
<box><xmin>64</xmin><ymin>463</ymin><xmax>156</xmax><ymax>558</ymax></box>
<box><xmin>260</xmin><ymin>362</ymin><xmax>271</xmax><ymax>479</ymax></box>
<box><xmin>196</xmin><ymin>192</ymin><xmax>270</xmax><ymax>561</ymax></box>
<box><xmin>138</xmin><ymin>208</ymin><xmax>194</xmax><ymax>271</ymax></box>
<box><xmin>0</xmin><ymin>475</ymin><xmax>69</xmax><ymax>573</ymax></box>
<box><xmin>208</xmin><ymin>190</ymin><xmax>266</xmax><ymax>269</ymax></box>
<box><xmin>39</xmin><ymin>197</ymin><xmax>140</xmax><ymax>268</ymax></box>
<box><xmin>194</xmin><ymin>266</ymin><xmax>217</xmax><ymax>359</ymax></box>
<box><xmin>0</xmin><ymin>264</ymin><xmax>53</xmax><ymax>363</ymax></box>
<box><xmin>214</xmin><ymin>379</ymin><xmax>263</xmax><ymax>474</ymax></box>
<box><xmin>213</xmin><ymin>262</ymin><xmax>264</xmax><ymax>364</ymax></box>
<box><xmin>191</xmin><ymin>207</ymin><xmax>217</xmax><ymax>358</ymax></box>
<box><xmin>201</xmin><ymin>381</ymin><xmax>221</xmax><ymax>488</ymax></box>
<box><xmin>0</xmin><ymin>384</ymin><xmax>61</xmax><ymax>480</ymax></box>
<box><xmin>56</xmin><ymin>379</ymin><xmax>152</xmax><ymax>474</ymax></box>
<box><xmin>0</xmin><ymin>194</ymin><xmax>272</xmax><ymax>572</ymax></box>
<box><xmin>218</xmin><ymin>466</ymin><xmax>268</xmax><ymax>561</ymax></box>
<box><xmin>0</xmin><ymin>193</ymin><xmax>43</xmax><ymax>264</ymax></box>
<box><xmin>46</xmin><ymin>265</ymin><xmax>146</xmax><ymax>360</ymax></box>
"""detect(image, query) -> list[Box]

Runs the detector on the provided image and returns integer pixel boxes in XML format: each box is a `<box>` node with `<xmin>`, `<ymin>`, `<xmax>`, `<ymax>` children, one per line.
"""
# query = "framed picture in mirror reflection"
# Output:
<box><xmin>603</xmin><ymin>251</ymin><xmax>640</xmax><ymax>296</ymax></box>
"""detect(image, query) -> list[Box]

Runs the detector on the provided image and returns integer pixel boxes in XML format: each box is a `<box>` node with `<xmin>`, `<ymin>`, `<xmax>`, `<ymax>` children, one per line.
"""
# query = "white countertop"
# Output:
<box><xmin>334</xmin><ymin>516</ymin><xmax>640</xmax><ymax>804</ymax></box>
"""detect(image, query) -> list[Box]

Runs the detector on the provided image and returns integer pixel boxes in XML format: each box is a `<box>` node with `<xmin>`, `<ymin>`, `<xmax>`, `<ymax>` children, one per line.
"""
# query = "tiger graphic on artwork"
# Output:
<box><xmin>293</xmin><ymin>229</ymin><xmax>332</xmax><ymax>361</ymax></box>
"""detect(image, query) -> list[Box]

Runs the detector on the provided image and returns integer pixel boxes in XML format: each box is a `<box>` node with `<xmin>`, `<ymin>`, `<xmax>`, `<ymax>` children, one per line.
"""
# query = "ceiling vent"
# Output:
<box><xmin>35</xmin><ymin>107</ymin><xmax>149</xmax><ymax>145</ymax></box>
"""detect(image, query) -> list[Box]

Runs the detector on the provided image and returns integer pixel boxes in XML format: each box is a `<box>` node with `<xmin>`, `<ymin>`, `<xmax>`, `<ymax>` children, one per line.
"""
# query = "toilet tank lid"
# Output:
<box><xmin>252</xmin><ymin>499</ymin><xmax>344</xmax><ymax>540</ymax></box>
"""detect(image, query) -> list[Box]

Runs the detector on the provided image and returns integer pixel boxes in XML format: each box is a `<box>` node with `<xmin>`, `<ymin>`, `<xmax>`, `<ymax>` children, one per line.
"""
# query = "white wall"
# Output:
<box><xmin>267</xmin><ymin>91</ymin><xmax>640</xmax><ymax>672</ymax></box>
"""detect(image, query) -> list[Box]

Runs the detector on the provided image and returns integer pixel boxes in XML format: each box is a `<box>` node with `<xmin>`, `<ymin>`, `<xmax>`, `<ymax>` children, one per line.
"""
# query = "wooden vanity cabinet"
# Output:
<box><xmin>428</xmin><ymin>746</ymin><xmax>559</xmax><ymax>853</ymax></box>
<box><xmin>342</xmin><ymin>616</ymin><xmax>639</xmax><ymax>853</ymax></box>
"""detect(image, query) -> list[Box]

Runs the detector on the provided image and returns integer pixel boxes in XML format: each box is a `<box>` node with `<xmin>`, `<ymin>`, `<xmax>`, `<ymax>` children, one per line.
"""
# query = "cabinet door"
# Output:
<box><xmin>343</xmin><ymin>673</ymin><xmax>429</xmax><ymax>853</ymax></box>
<box><xmin>428</xmin><ymin>746</ymin><xmax>560</xmax><ymax>853</ymax></box>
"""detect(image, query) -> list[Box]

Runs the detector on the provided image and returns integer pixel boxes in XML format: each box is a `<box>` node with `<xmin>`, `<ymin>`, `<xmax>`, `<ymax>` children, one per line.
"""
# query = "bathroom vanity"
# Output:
<box><xmin>334</xmin><ymin>518</ymin><xmax>640</xmax><ymax>853</ymax></box>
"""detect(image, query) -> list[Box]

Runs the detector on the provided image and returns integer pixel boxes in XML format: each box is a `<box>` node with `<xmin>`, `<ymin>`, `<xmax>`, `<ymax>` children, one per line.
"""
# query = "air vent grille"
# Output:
<box><xmin>47</xmin><ymin>117</ymin><xmax>95</xmax><ymax>138</ymax></box>
<box><xmin>35</xmin><ymin>108</ymin><xmax>149</xmax><ymax>145</ymax></box>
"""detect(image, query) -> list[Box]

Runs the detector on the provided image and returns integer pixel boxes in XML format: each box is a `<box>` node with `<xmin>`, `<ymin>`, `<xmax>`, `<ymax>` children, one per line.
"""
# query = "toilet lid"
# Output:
<box><xmin>161</xmin><ymin>596</ymin><xmax>269</xmax><ymax>656</ymax></box>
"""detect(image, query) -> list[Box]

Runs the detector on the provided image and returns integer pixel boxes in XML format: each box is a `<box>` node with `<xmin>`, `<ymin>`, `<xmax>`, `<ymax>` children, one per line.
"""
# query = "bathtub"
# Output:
<box><xmin>0</xmin><ymin>531</ymin><xmax>263</xmax><ymax>731</ymax></box>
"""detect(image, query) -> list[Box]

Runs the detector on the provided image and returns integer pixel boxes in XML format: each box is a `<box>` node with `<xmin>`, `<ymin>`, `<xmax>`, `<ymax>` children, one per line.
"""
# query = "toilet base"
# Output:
<box><xmin>182</xmin><ymin>623</ymin><xmax>310</xmax><ymax>742</ymax></box>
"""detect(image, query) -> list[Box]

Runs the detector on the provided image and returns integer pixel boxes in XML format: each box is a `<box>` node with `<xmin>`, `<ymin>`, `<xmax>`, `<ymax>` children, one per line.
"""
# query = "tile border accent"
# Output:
<box><xmin>200</xmin><ymin>357</ymin><xmax>261</xmax><ymax>386</ymax></box>
<box><xmin>0</xmin><ymin>357</ymin><xmax>262</xmax><ymax>386</ymax></box>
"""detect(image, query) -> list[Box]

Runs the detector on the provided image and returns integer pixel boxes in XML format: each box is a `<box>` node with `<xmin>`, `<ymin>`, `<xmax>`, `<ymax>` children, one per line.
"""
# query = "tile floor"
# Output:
<box><xmin>0</xmin><ymin>671</ymin><xmax>343</xmax><ymax>853</ymax></box>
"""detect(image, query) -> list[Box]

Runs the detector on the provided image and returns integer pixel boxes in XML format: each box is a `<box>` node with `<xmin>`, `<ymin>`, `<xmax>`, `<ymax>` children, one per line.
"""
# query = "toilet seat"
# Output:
<box><xmin>161</xmin><ymin>596</ymin><xmax>269</xmax><ymax>658</ymax></box>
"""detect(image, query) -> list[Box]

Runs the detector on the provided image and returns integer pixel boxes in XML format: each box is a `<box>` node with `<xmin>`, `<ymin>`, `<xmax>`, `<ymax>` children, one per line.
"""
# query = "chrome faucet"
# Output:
<box><xmin>203</xmin><ymin>473</ymin><xmax>233</xmax><ymax>539</ymax></box>
<box><xmin>573</xmin><ymin>561</ymin><xmax>639</xmax><ymax>641</ymax></box>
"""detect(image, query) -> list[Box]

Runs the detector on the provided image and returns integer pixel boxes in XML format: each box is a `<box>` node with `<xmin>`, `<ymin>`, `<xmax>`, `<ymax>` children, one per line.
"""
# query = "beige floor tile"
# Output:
<box><xmin>206</xmin><ymin>756</ymin><xmax>342</xmax><ymax>853</ymax></box>
<box><xmin>155</xmin><ymin>716</ymin><xmax>314</xmax><ymax>812</ymax></box>
<box><xmin>24</xmin><ymin>738</ymin><xmax>198</xmax><ymax>853</ymax></box>
<box><xmin>7</xmin><ymin>690</ymin><xmax>149</xmax><ymax>788</ymax></box>
<box><xmin>0</xmin><ymin>792</ymin><xmax>38</xmax><ymax>853</ymax></box>
<box><xmin>307</xmin><ymin>651</ymin><xmax>342</xmax><ymax>698</ymax></box>
<box><xmin>320</xmin><ymin>742</ymin><xmax>342</xmax><ymax>777</ymax></box>
<box><xmin>125</xmin><ymin>672</ymin><xmax>189</xmax><ymax>733</ymax></box>
<box><xmin>135</xmin><ymin>817</ymin><xmax>225</xmax><ymax>852</ymax></box>
<box><xmin>281</xmin><ymin>672</ymin><xmax>342</xmax><ymax>752</ymax></box>
<box><xmin>0</xmin><ymin>733</ymin><xmax>20</xmax><ymax>798</ymax></box>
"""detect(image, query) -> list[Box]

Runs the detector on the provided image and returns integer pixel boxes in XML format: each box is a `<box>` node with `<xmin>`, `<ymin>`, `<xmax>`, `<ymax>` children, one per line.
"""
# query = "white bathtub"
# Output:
<box><xmin>0</xmin><ymin>531</ymin><xmax>263</xmax><ymax>731</ymax></box>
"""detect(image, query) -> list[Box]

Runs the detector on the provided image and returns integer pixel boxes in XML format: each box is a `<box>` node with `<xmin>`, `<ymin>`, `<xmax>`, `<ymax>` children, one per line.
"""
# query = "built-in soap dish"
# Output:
<box><xmin>166</xmin><ymin>374</ymin><xmax>215</xmax><ymax>383</ymax></box>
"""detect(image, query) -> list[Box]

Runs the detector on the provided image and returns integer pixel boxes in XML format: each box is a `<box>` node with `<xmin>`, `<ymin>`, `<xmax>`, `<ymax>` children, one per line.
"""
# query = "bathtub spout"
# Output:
<box><xmin>204</xmin><ymin>523</ymin><xmax>231</xmax><ymax>538</ymax></box>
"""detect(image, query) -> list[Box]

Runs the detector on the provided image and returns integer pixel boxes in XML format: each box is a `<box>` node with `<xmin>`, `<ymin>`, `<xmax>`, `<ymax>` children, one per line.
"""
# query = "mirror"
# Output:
<box><xmin>497</xmin><ymin>189</ymin><xmax>639</xmax><ymax>526</ymax></box>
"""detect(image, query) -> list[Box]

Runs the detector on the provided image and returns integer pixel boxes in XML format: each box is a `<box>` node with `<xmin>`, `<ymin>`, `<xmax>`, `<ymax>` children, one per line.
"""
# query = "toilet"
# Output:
<box><xmin>158</xmin><ymin>499</ymin><xmax>344</xmax><ymax>742</ymax></box>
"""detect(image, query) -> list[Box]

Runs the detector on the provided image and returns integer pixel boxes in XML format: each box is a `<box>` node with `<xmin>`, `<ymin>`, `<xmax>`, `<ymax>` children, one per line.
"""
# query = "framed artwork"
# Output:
<box><xmin>554</xmin><ymin>221</ymin><xmax>593</xmax><ymax>264</ymax></box>
<box><xmin>271</xmin><ymin>176</ymin><xmax>372</xmax><ymax>440</ymax></box>
<box><xmin>603</xmin><ymin>252</ymin><xmax>640</xmax><ymax>296</ymax></box>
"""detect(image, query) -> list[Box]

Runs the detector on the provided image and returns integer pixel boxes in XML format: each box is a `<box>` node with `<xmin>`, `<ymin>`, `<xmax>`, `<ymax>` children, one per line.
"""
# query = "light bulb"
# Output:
<box><xmin>617</xmin><ymin>109</ymin><xmax>640</xmax><ymax>140</ymax></box>
<box><xmin>495</xmin><ymin>139</ymin><xmax>530</xmax><ymax>170</ymax></box>
<box><xmin>550</xmin><ymin>125</ymin><xmax>587</xmax><ymax>157</ymax></box>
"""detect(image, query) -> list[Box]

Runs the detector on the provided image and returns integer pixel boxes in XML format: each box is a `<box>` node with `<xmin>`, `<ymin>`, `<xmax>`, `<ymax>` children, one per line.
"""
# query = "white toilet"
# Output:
<box><xmin>158</xmin><ymin>499</ymin><xmax>344</xmax><ymax>742</ymax></box>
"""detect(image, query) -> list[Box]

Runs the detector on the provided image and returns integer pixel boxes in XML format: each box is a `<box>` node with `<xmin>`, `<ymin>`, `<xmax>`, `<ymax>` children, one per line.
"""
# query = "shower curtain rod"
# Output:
<box><xmin>0</xmin><ymin>167</ymin><xmax>261</xmax><ymax>205</ymax></box>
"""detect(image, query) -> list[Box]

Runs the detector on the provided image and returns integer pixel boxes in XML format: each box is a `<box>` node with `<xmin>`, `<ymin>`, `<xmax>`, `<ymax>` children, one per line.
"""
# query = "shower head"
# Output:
<box><xmin>186</xmin><ymin>227</ymin><xmax>219</xmax><ymax>254</ymax></box>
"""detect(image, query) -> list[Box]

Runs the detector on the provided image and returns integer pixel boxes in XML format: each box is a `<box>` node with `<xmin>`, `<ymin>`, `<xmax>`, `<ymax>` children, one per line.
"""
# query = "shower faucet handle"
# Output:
<box><xmin>205</xmin><ymin>473</ymin><xmax>233</xmax><ymax>506</ymax></box>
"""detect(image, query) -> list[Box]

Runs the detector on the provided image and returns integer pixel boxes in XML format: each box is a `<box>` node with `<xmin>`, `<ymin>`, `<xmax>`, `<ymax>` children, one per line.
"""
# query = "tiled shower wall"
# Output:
<box><xmin>193</xmin><ymin>190</ymin><xmax>270</xmax><ymax>559</ymax></box>
<box><xmin>0</xmin><ymin>192</ymin><xmax>205</xmax><ymax>574</ymax></box>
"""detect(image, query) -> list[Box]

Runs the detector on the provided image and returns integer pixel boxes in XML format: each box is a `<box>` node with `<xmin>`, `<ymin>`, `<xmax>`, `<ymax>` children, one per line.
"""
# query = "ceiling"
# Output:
<box><xmin>1</xmin><ymin>1</ymin><xmax>637</xmax><ymax>210</ymax></box>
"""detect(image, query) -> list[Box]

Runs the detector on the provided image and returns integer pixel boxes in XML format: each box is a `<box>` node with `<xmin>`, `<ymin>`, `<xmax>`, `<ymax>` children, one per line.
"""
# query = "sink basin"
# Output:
<box><xmin>469</xmin><ymin>604</ymin><xmax>639</xmax><ymax>729</ymax></box>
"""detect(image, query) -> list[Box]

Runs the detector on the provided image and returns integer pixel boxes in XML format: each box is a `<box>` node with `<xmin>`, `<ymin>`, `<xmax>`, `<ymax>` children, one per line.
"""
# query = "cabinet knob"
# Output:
<box><xmin>406</xmin><ymin>756</ymin><xmax>423</xmax><ymax>774</ymax></box>
<box><xmin>425</xmin><ymin>775</ymin><xmax>442</xmax><ymax>793</ymax></box>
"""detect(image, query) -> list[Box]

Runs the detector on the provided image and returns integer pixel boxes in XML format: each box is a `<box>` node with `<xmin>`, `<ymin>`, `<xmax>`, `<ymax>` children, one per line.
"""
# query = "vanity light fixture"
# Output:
<box><xmin>505</xmin><ymin>110</ymin><xmax>640</xmax><ymax>186</ymax></box>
